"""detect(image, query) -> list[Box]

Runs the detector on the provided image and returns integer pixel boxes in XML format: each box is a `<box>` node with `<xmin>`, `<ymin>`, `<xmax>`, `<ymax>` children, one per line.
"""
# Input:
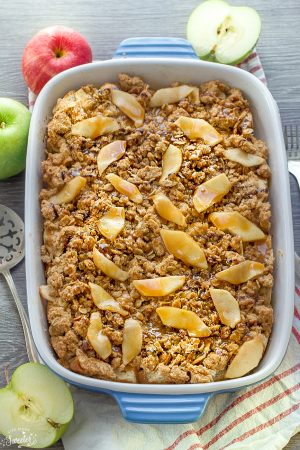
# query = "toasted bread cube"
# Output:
<box><xmin>133</xmin><ymin>276</ymin><xmax>185</xmax><ymax>297</ymax></box>
<box><xmin>209</xmin><ymin>211</ymin><xmax>265</xmax><ymax>242</ymax></box>
<box><xmin>223</xmin><ymin>148</ymin><xmax>265</xmax><ymax>167</ymax></box>
<box><xmin>152</xmin><ymin>193</ymin><xmax>186</xmax><ymax>226</ymax></box>
<box><xmin>150</xmin><ymin>85</ymin><xmax>199</xmax><ymax>107</ymax></box>
<box><xmin>160</xmin><ymin>144</ymin><xmax>182</xmax><ymax>183</ymax></box>
<box><xmin>106</xmin><ymin>173</ymin><xmax>142</xmax><ymax>203</ymax></box>
<box><xmin>89</xmin><ymin>282</ymin><xmax>128</xmax><ymax>316</ymax></box>
<box><xmin>87</xmin><ymin>312</ymin><xmax>112</xmax><ymax>359</ymax></box>
<box><xmin>209</xmin><ymin>288</ymin><xmax>241</xmax><ymax>328</ymax></box>
<box><xmin>216</xmin><ymin>260</ymin><xmax>264</xmax><ymax>284</ymax></box>
<box><xmin>49</xmin><ymin>176</ymin><xmax>86</xmax><ymax>205</ymax></box>
<box><xmin>122</xmin><ymin>318</ymin><xmax>143</xmax><ymax>365</ymax></box>
<box><xmin>111</xmin><ymin>90</ymin><xmax>144</xmax><ymax>127</ymax></box>
<box><xmin>175</xmin><ymin>116</ymin><xmax>222</xmax><ymax>146</ymax></box>
<box><xmin>160</xmin><ymin>229</ymin><xmax>207</xmax><ymax>268</ymax></box>
<box><xmin>71</xmin><ymin>116</ymin><xmax>119</xmax><ymax>138</ymax></box>
<box><xmin>98</xmin><ymin>206</ymin><xmax>125</xmax><ymax>241</ymax></box>
<box><xmin>193</xmin><ymin>174</ymin><xmax>231</xmax><ymax>213</ymax></box>
<box><xmin>225</xmin><ymin>335</ymin><xmax>265</xmax><ymax>378</ymax></box>
<box><xmin>156</xmin><ymin>306</ymin><xmax>211</xmax><ymax>337</ymax></box>
<box><xmin>97</xmin><ymin>140</ymin><xmax>126</xmax><ymax>176</ymax></box>
<box><xmin>93</xmin><ymin>247</ymin><xmax>129</xmax><ymax>281</ymax></box>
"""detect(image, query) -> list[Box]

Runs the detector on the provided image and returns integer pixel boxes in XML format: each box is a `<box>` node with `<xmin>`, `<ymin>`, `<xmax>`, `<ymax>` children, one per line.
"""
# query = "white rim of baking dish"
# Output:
<box><xmin>25</xmin><ymin>57</ymin><xmax>294</xmax><ymax>395</ymax></box>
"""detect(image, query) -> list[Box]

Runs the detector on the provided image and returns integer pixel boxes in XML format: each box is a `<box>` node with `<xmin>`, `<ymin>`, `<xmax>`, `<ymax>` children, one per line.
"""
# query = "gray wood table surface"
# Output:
<box><xmin>0</xmin><ymin>0</ymin><xmax>299</xmax><ymax>448</ymax></box>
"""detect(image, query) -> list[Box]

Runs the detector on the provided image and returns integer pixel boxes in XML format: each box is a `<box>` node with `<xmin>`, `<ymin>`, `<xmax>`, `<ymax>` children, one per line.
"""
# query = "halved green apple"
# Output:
<box><xmin>187</xmin><ymin>0</ymin><xmax>261</xmax><ymax>65</ymax></box>
<box><xmin>0</xmin><ymin>363</ymin><xmax>73</xmax><ymax>448</ymax></box>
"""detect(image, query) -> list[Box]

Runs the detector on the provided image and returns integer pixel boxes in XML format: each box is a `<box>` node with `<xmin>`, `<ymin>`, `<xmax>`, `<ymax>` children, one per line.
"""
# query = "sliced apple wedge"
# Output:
<box><xmin>223</xmin><ymin>148</ymin><xmax>265</xmax><ymax>167</ymax></box>
<box><xmin>152</xmin><ymin>193</ymin><xmax>186</xmax><ymax>226</ymax></box>
<box><xmin>49</xmin><ymin>176</ymin><xmax>86</xmax><ymax>205</ymax></box>
<box><xmin>216</xmin><ymin>260</ymin><xmax>264</xmax><ymax>284</ymax></box>
<box><xmin>160</xmin><ymin>144</ymin><xmax>182</xmax><ymax>183</ymax></box>
<box><xmin>98</xmin><ymin>206</ymin><xmax>125</xmax><ymax>241</ymax></box>
<box><xmin>106</xmin><ymin>173</ymin><xmax>143</xmax><ymax>203</ymax></box>
<box><xmin>89</xmin><ymin>282</ymin><xmax>128</xmax><ymax>316</ymax></box>
<box><xmin>93</xmin><ymin>246</ymin><xmax>129</xmax><ymax>281</ymax></box>
<box><xmin>97</xmin><ymin>141</ymin><xmax>126</xmax><ymax>176</ymax></box>
<box><xmin>156</xmin><ymin>306</ymin><xmax>211</xmax><ymax>337</ymax></box>
<box><xmin>39</xmin><ymin>285</ymin><xmax>56</xmax><ymax>302</ymax></box>
<box><xmin>225</xmin><ymin>335</ymin><xmax>265</xmax><ymax>378</ymax></box>
<box><xmin>133</xmin><ymin>275</ymin><xmax>185</xmax><ymax>297</ymax></box>
<box><xmin>71</xmin><ymin>116</ymin><xmax>119</xmax><ymax>139</ymax></box>
<box><xmin>209</xmin><ymin>288</ymin><xmax>240</xmax><ymax>328</ymax></box>
<box><xmin>175</xmin><ymin>116</ymin><xmax>222</xmax><ymax>146</ymax></box>
<box><xmin>87</xmin><ymin>312</ymin><xmax>112</xmax><ymax>359</ymax></box>
<box><xmin>187</xmin><ymin>0</ymin><xmax>261</xmax><ymax>65</ymax></box>
<box><xmin>122</xmin><ymin>318</ymin><xmax>143</xmax><ymax>365</ymax></box>
<box><xmin>160</xmin><ymin>229</ymin><xmax>207</xmax><ymax>268</ymax></box>
<box><xmin>209</xmin><ymin>211</ymin><xmax>265</xmax><ymax>241</ymax></box>
<box><xmin>193</xmin><ymin>173</ymin><xmax>231</xmax><ymax>213</ymax></box>
<box><xmin>150</xmin><ymin>85</ymin><xmax>199</xmax><ymax>107</ymax></box>
<box><xmin>0</xmin><ymin>363</ymin><xmax>73</xmax><ymax>448</ymax></box>
<box><xmin>111</xmin><ymin>90</ymin><xmax>144</xmax><ymax>127</ymax></box>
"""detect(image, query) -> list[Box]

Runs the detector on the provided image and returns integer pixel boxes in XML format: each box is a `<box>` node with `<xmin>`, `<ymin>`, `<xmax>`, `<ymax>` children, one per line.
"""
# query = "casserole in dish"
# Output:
<box><xmin>25</xmin><ymin>38</ymin><xmax>294</xmax><ymax>423</ymax></box>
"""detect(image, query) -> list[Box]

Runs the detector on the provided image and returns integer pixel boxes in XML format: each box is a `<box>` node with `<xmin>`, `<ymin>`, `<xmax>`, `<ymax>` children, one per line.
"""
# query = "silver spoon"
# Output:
<box><xmin>0</xmin><ymin>204</ymin><xmax>38</xmax><ymax>362</ymax></box>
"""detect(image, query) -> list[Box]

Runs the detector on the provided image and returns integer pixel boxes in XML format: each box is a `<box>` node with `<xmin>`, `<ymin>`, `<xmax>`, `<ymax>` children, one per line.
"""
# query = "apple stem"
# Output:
<box><xmin>3</xmin><ymin>364</ymin><xmax>10</xmax><ymax>384</ymax></box>
<box><xmin>47</xmin><ymin>418</ymin><xmax>60</xmax><ymax>429</ymax></box>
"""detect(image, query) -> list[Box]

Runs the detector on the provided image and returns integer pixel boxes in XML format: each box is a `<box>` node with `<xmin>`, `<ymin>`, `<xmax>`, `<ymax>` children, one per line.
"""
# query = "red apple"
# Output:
<box><xmin>21</xmin><ymin>26</ymin><xmax>92</xmax><ymax>95</ymax></box>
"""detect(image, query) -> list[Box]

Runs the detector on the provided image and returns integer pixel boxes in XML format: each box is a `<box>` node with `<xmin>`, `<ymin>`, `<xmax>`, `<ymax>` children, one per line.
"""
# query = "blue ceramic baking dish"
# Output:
<box><xmin>25</xmin><ymin>37</ymin><xmax>294</xmax><ymax>424</ymax></box>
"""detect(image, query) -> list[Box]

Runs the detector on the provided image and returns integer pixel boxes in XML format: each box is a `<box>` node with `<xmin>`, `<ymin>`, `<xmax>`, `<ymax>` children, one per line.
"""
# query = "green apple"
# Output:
<box><xmin>0</xmin><ymin>98</ymin><xmax>31</xmax><ymax>180</ymax></box>
<box><xmin>0</xmin><ymin>363</ymin><xmax>74</xmax><ymax>448</ymax></box>
<box><xmin>187</xmin><ymin>0</ymin><xmax>261</xmax><ymax>65</ymax></box>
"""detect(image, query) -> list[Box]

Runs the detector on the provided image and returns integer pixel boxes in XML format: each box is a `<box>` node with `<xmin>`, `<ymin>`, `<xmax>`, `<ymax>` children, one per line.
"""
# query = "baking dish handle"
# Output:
<box><xmin>113</xmin><ymin>37</ymin><xmax>198</xmax><ymax>59</ymax></box>
<box><xmin>112</xmin><ymin>391</ymin><xmax>213</xmax><ymax>424</ymax></box>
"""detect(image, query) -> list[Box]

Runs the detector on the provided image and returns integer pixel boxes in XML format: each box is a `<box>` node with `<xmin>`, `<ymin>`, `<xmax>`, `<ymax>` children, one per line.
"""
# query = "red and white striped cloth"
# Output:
<box><xmin>29</xmin><ymin>51</ymin><xmax>300</xmax><ymax>450</ymax></box>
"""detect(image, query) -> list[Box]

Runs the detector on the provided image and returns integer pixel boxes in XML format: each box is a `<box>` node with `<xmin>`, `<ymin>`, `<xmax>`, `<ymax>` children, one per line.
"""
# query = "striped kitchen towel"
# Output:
<box><xmin>28</xmin><ymin>50</ymin><xmax>300</xmax><ymax>450</ymax></box>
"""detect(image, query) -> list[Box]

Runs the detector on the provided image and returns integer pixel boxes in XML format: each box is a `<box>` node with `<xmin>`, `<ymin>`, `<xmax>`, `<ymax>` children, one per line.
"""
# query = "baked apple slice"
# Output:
<box><xmin>209</xmin><ymin>211</ymin><xmax>265</xmax><ymax>241</ymax></box>
<box><xmin>175</xmin><ymin>116</ymin><xmax>222</xmax><ymax>146</ymax></box>
<box><xmin>111</xmin><ymin>90</ymin><xmax>144</xmax><ymax>127</ymax></box>
<box><xmin>160</xmin><ymin>144</ymin><xmax>182</xmax><ymax>183</ymax></box>
<box><xmin>97</xmin><ymin>141</ymin><xmax>126</xmax><ymax>176</ymax></box>
<box><xmin>133</xmin><ymin>275</ymin><xmax>185</xmax><ymax>297</ymax></box>
<box><xmin>87</xmin><ymin>312</ymin><xmax>112</xmax><ymax>359</ymax></box>
<box><xmin>225</xmin><ymin>335</ymin><xmax>265</xmax><ymax>378</ymax></box>
<box><xmin>152</xmin><ymin>193</ymin><xmax>186</xmax><ymax>226</ymax></box>
<box><xmin>160</xmin><ymin>229</ymin><xmax>207</xmax><ymax>268</ymax></box>
<box><xmin>49</xmin><ymin>176</ymin><xmax>86</xmax><ymax>205</ymax></box>
<box><xmin>71</xmin><ymin>116</ymin><xmax>119</xmax><ymax>138</ymax></box>
<box><xmin>106</xmin><ymin>173</ymin><xmax>143</xmax><ymax>203</ymax></box>
<box><xmin>122</xmin><ymin>318</ymin><xmax>143</xmax><ymax>365</ymax></box>
<box><xmin>193</xmin><ymin>173</ymin><xmax>231</xmax><ymax>213</ymax></box>
<box><xmin>89</xmin><ymin>282</ymin><xmax>128</xmax><ymax>316</ymax></box>
<box><xmin>216</xmin><ymin>260</ymin><xmax>264</xmax><ymax>284</ymax></box>
<box><xmin>156</xmin><ymin>306</ymin><xmax>211</xmax><ymax>337</ymax></box>
<box><xmin>93</xmin><ymin>247</ymin><xmax>129</xmax><ymax>281</ymax></box>
<box><xmin>223</xmin><ymin>148</ymin><xmax>264</xmax><ymax>167</ymax></box>
<box><xmin>98</xmin><ymin>206</ymin><xmax>125</xmax><ymax>240</ymax></box>
<box><xmin>209</xmin><ymin>288</ymin><xmax>240</xmax><ymax>328</ymax></box>
<box><xmin>150</xmin><ymin>85</ymin><xmax>199</xmax><ymax>107</ymax></box>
